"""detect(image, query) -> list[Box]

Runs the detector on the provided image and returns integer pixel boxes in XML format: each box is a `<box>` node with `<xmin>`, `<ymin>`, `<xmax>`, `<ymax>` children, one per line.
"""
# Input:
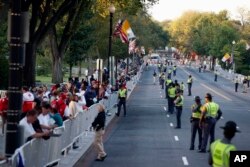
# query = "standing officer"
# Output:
<box><xmin>160</xmin><ymin>72</ymin><xmax>165</xmax><ymax>89</ymax></box>
<box><xmin>209</xmin><ymin>121</ymin><xmax>240</xmax><ymax>167</ymax></box>
<box><xmin>167</xmin><ymin>68</ymin><xmax>172</xmax><ymax>79</ymax></box>
<box><xmin>187</xmin><ymin>75</ymin><xmax>193</xmax><ymax>96</ymax></box>
<box><xmin>173</xmin><ymin>65</ymin><xmax>177</xmax><ymax>76</ymax></box>
<box><xmin>214</xmin><ymin>70</ymin><xmax>218</xmax><ymax>82</ymax></box>
<box><xmin>168</xmin><ymin>83</ymin><xmax>176</xmax><ymax>114</ymax></box>
<box><xmin>234</xmin><ymin>75</ymin><xmax>239</xmax><ymax>92</ymax></box>
<box><xmin>180</xmin><ymin>82</ymin><xmax>185</xmax><ymax>94</ymax></box>
<box><xmin>199</xmin><ymin>93</ymin><xmax>222</xmax><ymax>153</ymax></box>
<box><xmin>190</xmin><ymin>96</ymin><xmax>202</xmax><ymax>150</ymax></box>
<box><xmin>174</xmin><ymin>90</ymin><xmax>183</xmax><ymax>129</ymax></box>
<box><xmin>116</xmin><ymin>85</ymin><xmax>127</xmax><ymax>117</ymax></box>
<box><xmin>165</xmin><ymin>77</ymin><xmax>172</xmax><ymax>98</ymax></box>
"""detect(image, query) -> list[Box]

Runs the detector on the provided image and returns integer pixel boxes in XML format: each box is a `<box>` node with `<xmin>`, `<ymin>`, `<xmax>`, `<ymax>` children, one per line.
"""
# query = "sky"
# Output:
<box><xmin>148</xmin><ymin>0</ymin><xmax>250</xmax><ymax>21</ymax></box>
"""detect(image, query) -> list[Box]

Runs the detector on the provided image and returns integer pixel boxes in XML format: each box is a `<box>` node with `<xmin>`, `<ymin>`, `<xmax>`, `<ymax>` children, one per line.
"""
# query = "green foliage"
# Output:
<box><xmin>36</xmin><ymin>51</ymin><xmax>52</xmax><ymax>76</ymax></box>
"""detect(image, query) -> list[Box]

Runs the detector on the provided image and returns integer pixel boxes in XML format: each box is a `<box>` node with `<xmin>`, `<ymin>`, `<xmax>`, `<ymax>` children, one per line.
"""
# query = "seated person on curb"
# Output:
<box><xmin>19</xmin><ymin>109</ymin><xmax>50</xmax><ymax>142</ymax></box>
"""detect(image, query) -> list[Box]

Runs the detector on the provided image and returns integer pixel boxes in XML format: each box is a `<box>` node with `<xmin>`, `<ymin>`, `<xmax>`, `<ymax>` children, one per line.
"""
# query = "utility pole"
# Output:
<box><xmin>5</xmin><ymin>0</ymin><xmax>28</xmax><ymax>157</ymax></box>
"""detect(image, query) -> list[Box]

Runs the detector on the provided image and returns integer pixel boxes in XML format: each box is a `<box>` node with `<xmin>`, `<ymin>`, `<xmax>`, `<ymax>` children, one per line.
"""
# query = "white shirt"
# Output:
<box><xmin>23</xmin><ymin>92</ymin><xmax>34</xmax><ymax>101</ymax></box>
<box><xmin>38</xmin><ymin>114</ymin><xmax>51</xmax><ymax>131</ymax></box>
<box><xmin>19</xmin><ymin>117</ymin><xmax>36</xmax><ymax>141</ymax></box>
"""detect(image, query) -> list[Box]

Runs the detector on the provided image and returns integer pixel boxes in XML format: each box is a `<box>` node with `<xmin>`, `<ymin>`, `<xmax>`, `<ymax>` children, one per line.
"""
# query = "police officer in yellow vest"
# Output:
<box><xmin>168</xmin><ymin>83</ymin><xmax>176</xmax><ymax>114</ymax></box>
<box><xmin>167</xmin><ymin>68</ymin><xmax>172</xmax><ymax>79</ymax></box>
<box><xmin>209</xmin><ymin>121</ymin><xmax>240</xmax><ymax>167</ymax></box>
<box><xmin>190</xmin><ymin>96</ymin><xmax>202</xmax><ymax>150</ymax></box>
<box><xmin>199</xmin><ymin>93</ymin><xmax>222</xmax><ymax>153</ymax></box>
<box><xmin>174</xmin><ymin>90</ymin><xmax>183</xmax><ymax>129</ymax></box>
<box><xmin>116</xmin><ymin>85</ymin><xmax>127</xmax><ymax>117</ymax></box>
<box><xmin>165</xmin><ymin>77</ymin><xmax>172</xmax><ymax>98</ymax></box>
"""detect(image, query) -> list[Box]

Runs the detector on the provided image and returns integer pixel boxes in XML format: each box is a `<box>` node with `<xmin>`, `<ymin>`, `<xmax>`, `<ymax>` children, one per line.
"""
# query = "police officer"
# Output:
<box><xmin>190</xmin><ymin>96</ymin><xmax>202</xmax><ymax>150</ymax></box>
<box><xmin>180</xmin><ymin>82</ymin><xmax>185</xmax><ymax>94</ymax></box>
<box><xmin>174</xmin><ymin>90</ymin><xmax>183</xmax><ymax>129</ymax></box>
<box><xmin>234</xmin><ymin>75</ymin><xmax>239</xmax><ymax>92</ymax></box>
<box><xmin>160</xmin><ymin>72</ymin><xmax>165</xmax><ymax>89</ymax></box>
<box><xmin>168</xmin><ymin>83</ymin><xmax>176</xmax><ymax>114</ymax></box>
<box><xmin>209</xmin><ymin>121</ymin><xmax>240</xmax><ymax>167</ymax></box>
<box><xmin>116</xmin><ymin>85</ymin><xmax>127</xmax><ymax>117</ymax></box>
<box><xmin>167</xmin><ymin>68</ymin><xmax>172</xmax><ymax>79</ymax></box>
<box><xmin>187</xmin><ymin>75</ymin><xmax>193</xmax><ymax>96</ymax></box>
<box><xmin>199</xmin><ymin>93</ymin><xmax>222</xmax><ymax>153</ymax></box>
<box><xmin>214</xmin><ymin>70</ymin><xmax>218</xmax><ymax>82</ymax></box>
<box><xmin>173</xmin><ymin>65</ymin><xmax>177</xmax><ymax>76</ymax></box>
<box><xmin>165</xmin><ymin>77</ymin><xmax>172</xmax><ymax>98</ymax></box>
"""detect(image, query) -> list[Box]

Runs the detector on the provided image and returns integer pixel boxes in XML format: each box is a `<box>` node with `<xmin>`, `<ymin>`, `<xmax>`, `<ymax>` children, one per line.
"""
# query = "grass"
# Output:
<box><xmin>36</xmin><ymin>74</ymin><xmax>70</xmax><ymax>84</ymax></box>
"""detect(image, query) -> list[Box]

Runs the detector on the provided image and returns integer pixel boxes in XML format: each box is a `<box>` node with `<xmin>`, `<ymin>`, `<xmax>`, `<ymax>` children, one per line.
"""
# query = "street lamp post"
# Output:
<box><xmin>108</xmin><ymin>4</ymin><xmax>115</xmax><ymax>85</ymax></box>
<box><xmin>232</xmin><ymin>40</ymin><xmax>236</xmax><ymax>73</ymax></box>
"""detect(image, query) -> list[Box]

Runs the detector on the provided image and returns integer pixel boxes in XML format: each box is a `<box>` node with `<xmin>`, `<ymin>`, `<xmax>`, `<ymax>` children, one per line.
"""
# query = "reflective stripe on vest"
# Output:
<box><xmin>118</xmin><ymin>89</ymin><xmax>127</xmax><ymax>98</ymax></box>
<box><xmin>175</xmin><ymin>95</ymin><xmax>183</xmax><ymax>106</ymax></box>
<box><xmin>191</xmin><ymin>104</ymin><xmax>201</xmax><ymax>118</ymax></box>
<box><xmin>211</xmin><ymin>140</ymin><xmax>236</xmax><ymax>167</ymax></box>
<box><xmin>168</xmin><ymin>87</ymin><xmax>176</xmax><ymax>98</ymax></box>
<box><xmin>205</xmin><ymin>102</ymin><xmax>219</xmax><ymax>118</ymax></box>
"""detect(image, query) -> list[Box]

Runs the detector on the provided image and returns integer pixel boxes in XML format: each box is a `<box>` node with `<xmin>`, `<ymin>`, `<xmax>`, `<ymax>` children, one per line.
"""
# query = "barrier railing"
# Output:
<box><xmin>0</xmin><ymin>68</ymin><xmax>140</xmax><ymax>167</ymax></box>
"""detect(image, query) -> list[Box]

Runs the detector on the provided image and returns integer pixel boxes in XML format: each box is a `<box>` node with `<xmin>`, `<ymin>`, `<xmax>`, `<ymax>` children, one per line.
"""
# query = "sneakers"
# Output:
<box><xmin>95</xmin><ymin>154</ymin><xmax>107</xmax><ymax>162</ymax></box>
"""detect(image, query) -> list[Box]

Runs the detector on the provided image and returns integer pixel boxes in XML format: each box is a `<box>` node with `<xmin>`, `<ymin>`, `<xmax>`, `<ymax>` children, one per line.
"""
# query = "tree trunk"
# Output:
<box><xmin>78</xmin><ymin>60</ymin><xmax>82</xmax><ymax>77</ymax></box>
<box><xmin>23</xmin><ymin>43</ymin><xmax>37</xmax><ymax>87</ymax></box>
<box><xmin>52</xmin><ymin>56</ymin><xmax>63</xmax><ymax>83</ymax></box>
<box><xmin>50</xmin><ymin>30</ymin><xmax>63</xmax><ymax>83</ymax></box>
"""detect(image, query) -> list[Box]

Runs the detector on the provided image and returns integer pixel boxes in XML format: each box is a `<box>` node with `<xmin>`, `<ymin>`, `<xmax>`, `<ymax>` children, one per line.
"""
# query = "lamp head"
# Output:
<box><xmin>232</xmin><ymin>40</ymin><xmax>236</xmax><ymax>45</ymax></box>
<box><xmin>109</xmin><ymin>4</ymin><xmax>115</xmax><ymax>14</ymax></box>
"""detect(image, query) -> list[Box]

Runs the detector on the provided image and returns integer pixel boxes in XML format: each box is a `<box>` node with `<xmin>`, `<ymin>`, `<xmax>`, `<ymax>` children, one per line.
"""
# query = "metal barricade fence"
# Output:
<box><xmin>1</xmin><ymin>69</ymin><xmax>141</xmax><ymax>167</ymax></box>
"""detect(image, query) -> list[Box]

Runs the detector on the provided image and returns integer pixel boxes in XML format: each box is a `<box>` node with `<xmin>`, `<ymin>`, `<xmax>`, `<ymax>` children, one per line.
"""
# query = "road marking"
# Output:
<box><xmin>220</xmin><ymin>116</ymin><xmax>224</xmax><ymax>120</ymax></box>
<box><xmin>164</xmin><ymin>107</ymin><xmax>167</xmax><ymax>111</ymax></box>
<box><xmin>170</xmin><ymin>123</ymin><xmax>173</xmax><ymax>127</ymax></box>
<box><xmin>181</xmin><ymin>68</ymin><xmax>197</xmax><ymax>80</ymax></box>
<box><xmin>182</xmin><ymin>156</ymin><xmax>189</xmax><ymax>166</ymax></box>
<box><xmin>166</xmin><ymin>114</ymin><xmax>170</xmax><ymax>117</ymax></box>
<box><xmin>237</xmin><ymin>126</ymin><xmax>239</xmax><ymax>129</ymax></box>
<box><xmin>160</xmin><ymin>91</ymin><xmax>162</xmax><ymax>94</ymax></box>
<box><xmin>200</xmin><ymin>83</ymin><xmax>232</xmax><ymax>101</ymax></box>
<box><xmin>160</xmin><ymin>95</ymin><xmax>162</xmax><ymax>98</ymax></box>
<box><xmin>174</xmin><ymin>136</ymin><xmax>179</xmax><ymax>141</ymax></box>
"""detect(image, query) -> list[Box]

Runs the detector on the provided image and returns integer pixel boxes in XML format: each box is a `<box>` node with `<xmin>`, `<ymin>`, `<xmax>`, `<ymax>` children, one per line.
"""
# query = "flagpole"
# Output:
<box><xmin>108</xmin><ymin>5</ymin><xmax>115</xmax><ymax>85</ymax></box>
<box><xmin>232</xmin><ymin>40</ymin><xmax>236</xmax><ymax>73</ymax></box>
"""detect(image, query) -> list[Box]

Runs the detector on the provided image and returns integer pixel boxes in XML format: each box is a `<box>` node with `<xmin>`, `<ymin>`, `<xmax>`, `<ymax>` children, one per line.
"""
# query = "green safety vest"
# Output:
<box><xmin>168</xmin><ymin>87</ymin><xmax>176</xmax><ymax>98</ymax></box>
<box><xmin>118</xmin><ymin>89</ymin><xmax>127</xmax><ymax>98</ymax></box>
<box><xmin>168</xmin><ymin>70</ymin><xmax>172</xmax><ymax>74</ymax></box>
<box><xmin>173</xmin><ymin>67</ymin><xmax>176</xmax><ymax>70</ymax></box>
<box><xmin>191</xmin><ymin>104</ymin><xmax>201</xmax><ymax>118</ymax></box>
<box><xmin>204</xmin><ymin>102</ymin><xmax>219</xmax><ymax>118</ymax></box>
<box><xmin>211</xmin><ymin>140</ymin><xmax>236</xmax><ymax>167</ymax></box>
<box><xmin>175</xmin><ymin>95</ymin><xmax>183</xmax><ymax>106</ymax></box>
<box><xmin>165</xmin><ymin>79</ymin><xmax>172</xmax><ymax>86</ymax></box>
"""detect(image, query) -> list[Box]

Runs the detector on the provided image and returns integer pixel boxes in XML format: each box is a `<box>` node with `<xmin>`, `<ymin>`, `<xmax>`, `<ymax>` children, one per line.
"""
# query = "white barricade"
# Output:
<box><xmin>0</xmin><ymin>66</ymin><xmax>142</xmax><ymax>167</ymax></box>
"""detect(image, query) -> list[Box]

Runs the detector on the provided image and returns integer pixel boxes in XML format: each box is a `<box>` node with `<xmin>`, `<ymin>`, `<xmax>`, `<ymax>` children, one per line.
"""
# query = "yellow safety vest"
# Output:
<box><xmin>211</xmin><ymin>139</ymin><xmax>236</xmax><ymax>167</ymax></box>
<box><xmin>180</xmin><ymin>84</ymin><xmax>185</xmax><ymax>90</ymax></box>
<box><xmin>165</xmin><ymin>79</ymin><xmax>172</xmax><ymax>86</ymax></box>
<box><xmin>204</xmin><ymin>102</ymin><xmax>219</xmax><ymax>118</ymax></box>
<box><xmin>118</xmin><ymin>89</ymin><xmax>127</xmax><ymax>98</ymax></box>
<box><xmin>168</xmin><ymin>87</ymin><xmax>176</xmax><ymax>98</ymax></box>
<box><xmin>175</xmin><ymin>95</ymin><xmax>183</xmax><ymax>106</ymax></box>
<box><xmin>191</xmin><ymin>104</ymin><xmax>201</xmax><ymax>118</ymax></box>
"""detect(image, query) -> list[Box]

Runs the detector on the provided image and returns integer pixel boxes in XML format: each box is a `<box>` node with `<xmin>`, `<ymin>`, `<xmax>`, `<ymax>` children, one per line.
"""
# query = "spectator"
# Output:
<box><xmin>22</xmin><ymin>86</ymin><xmax>35</xmax><ymax>119</ymax></box>
<box><xmin>0</xmin><ymin>92</ymin><xmax>8</xmax><ymax>134</ymax></box>
<box><xmin>19</xmin><ymin>109</ymin><xmax>50</xmax><ymax>142</ymax></box>
<box><xmin>38</xmin><ymin>102</ymin><xmax>56</xmax><ymax>131</ymax></box>
<box><xmin>50</xmin><ymin>107</ymin><xmax>63</xmax><ymax>127</ymax></box>
<box><xmin>84</xmin><ymin>86</ymin><xmax>97</xmax><ymax>107</ymax></box>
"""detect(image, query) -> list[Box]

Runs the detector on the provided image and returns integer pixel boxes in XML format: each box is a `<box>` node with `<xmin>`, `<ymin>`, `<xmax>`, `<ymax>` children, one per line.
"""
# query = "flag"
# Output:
<box><xmin>113</xmin><ymin>19</ymin><xmax>129</xmax><ymax>43</ymax></box>
<box><xmin>129</xmin><ymin>39</ymin><xmax>136</xmax><ymax>54</ymax></box>
<box><xmin>17</xmin><ymin>150</ymin><xmax>25</xmax><ymax>167</ymax></box>
<box><xmin>222</xmin><ymin>53</ymin><xmax>230</xmax><ymax>62</ymax></box>
<box><xmin>121</xmin><ymin>20</ymin><xmax>135</xmax><ymax>40</ymax></box>
<box><xmin>113</xmin><ymin>19</ymin><xmax>135</xmax><ymax>44</ymax></box>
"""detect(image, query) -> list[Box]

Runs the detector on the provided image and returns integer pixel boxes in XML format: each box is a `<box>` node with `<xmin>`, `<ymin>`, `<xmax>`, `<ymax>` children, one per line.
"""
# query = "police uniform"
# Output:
<box><xmin>209</xmin><ymin>121</ymin><xmax>240</xmax><ymax>167</ymax></box>
<box><xmin>174</xmin><ymin>91</ymin><xmax>183</xmax><ymax>128</ymax></box>
<box><xmin>234</xmin><ymin>76</ymin><xmax>239</xmax><ymax>92</ymax></box>
<box><xmin>165</xmin><ymin>78</ymin><xmax>172</xmax><ymax>98</ymax></box>
<box><xmin>190</xmin><ymin>96</ymin><xmax>202</xmax><ymax>150</ymax></box>
<box><xmin>116</xmin><ymin>87</ymin><xmax>127</xmax><ymax>116</ymax></box>
<box><xmin>199</xmin><ymin>94</ymin><xmax>222</xmax><ymax>153</ymax></box>
<box><xmin>168</xmin><ymin>84</ymin><xmax>176</xmax><ymax>114</ymax></box>
<box><xmin>173</xmin><ymin>66</ymin><xmax>177</xmax><ymax>76</ymax></box>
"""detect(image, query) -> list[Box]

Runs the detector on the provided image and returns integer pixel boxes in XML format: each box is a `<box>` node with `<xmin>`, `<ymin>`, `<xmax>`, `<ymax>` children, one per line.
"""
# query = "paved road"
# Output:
<box><xmin>75</xmin><ymin>64</ymin><xmax>250</xmax><ymax>167</ymax></box>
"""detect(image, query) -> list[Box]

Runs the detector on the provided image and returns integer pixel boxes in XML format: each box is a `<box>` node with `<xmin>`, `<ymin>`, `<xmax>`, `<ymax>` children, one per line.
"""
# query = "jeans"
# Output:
<box><xmin>117</xmin><ymin>98</ymin><xmax>126</xmax><ymax>116</ymax></box>
<box><xmin>176</xmin><ymin>106</ymin><xmax>182</xmax><ymax>128</ymax></box>
<box><xmin>188</xmin><ymin>83</ymin><xmax>192</xmax><ymax>95</ymax></box>
<box><xmin>190</xmin><ymin>119</ymin><xmax>202</xmax><ymax>149</ymax></box>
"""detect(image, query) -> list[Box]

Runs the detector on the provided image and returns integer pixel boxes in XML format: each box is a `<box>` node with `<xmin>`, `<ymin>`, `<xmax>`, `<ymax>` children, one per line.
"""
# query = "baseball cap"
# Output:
<box><xmin>194</xmin><ymin>96</ymin><xmax>201</xmax><ymax>101</ymax></box>
<box><xmin>220</xmin><ymin>121</ymin><xmax>241</xmax><ymax>133</ymax></box>
<box><xmin>205</xmin><ymin>93</ymin><xmax>212</xmax><ymax>99</ymax></box>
